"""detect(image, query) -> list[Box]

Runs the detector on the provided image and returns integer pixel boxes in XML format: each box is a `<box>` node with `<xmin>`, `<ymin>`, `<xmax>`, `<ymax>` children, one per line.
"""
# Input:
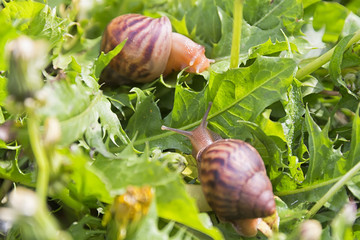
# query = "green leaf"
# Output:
<box><xmin>244</xmin><ymin>0</ymin><xmax>303</xmax><ymax>33</ymax></box>
<box><xmin>167</xmin><ymin>15</ymin><xmax>191</xmax><ymax>39</ymax></box>
<box><xmin>342</xmin><ymin>12</ymin><xmax>360</xmax><ymax>36</ymax></box>
<box><xmin>125</xmin><ymin>200</ymin><xmax>173</xmax><ymax>240</ymax></box>
<box><xmin>68</xmin><ymin>215</ymin><xmax>105</xmax><ymax>240</ymax></box>
<box><xmin>313</xmin><ymin>2</ymin><xmax>349</xmax><ymax>42</ymax></box>
<box><xmin>281</xmin><ymin>81</ymin><xmax>305</xmax><ymax>183</ymax></box>
<box><xmin>27</xmin><ymin>5</ymin><xmax>67</xmax><ymax>48</ymax></box>
<box><xmin>258</xmin><ymin>110</ymin><xmax>287</xmax><ymax>144</ymax></box>
<box><xmin>180</xmin><ymin>0</ymin><xmax>221</xmax><ymax>47</ymax></box>
<box><xmin>157</xmin><ymin>85</ymin><xmax>208</xmax><ymax>154</ymax></box>
<box><xmin>0</xmin><ymin>158</ymin><xmax>34</xmax><ymax>187</ymax></box>
<box><xmin>65</xmin><ymin>148</ymin><xmax>112</xmax><ymax>206</ymax></box>
<box><xmin>93</xmin><ymin>145</ymin><xmax>223</xmax><ymax>240</ymax></box>
<box><xmin>164</xmin><ymin>85</ymin><xmax>206</xmax><ymax>128</ymax></box>
<box><xmin>84</xmin><ymin>121</ymin><xmax>117</xmax><ymax>158</ymax></box>
<box><xmin>211</xmin><ymin>7</ymin><xmax>233</xmax><ymax>59</ymax></box>
<box><xmin>301</xmin><ymin>76</ymin><xmax>324</xmax><ymax>97</ymax></box>
<box><xmin>347</xmin><ymin>175</ymin><xmax>360</xmax><ymax>200</ymax></box>
<box><xmin>212</xmin><ymin>0</ymin><xmax>303</xmax><ymax>61</ymax></box>
<box><xmin>342</xmin><ymin>45</ymin><xmax>360</xmax><ymax>69</ymax></box>
<box><xmin>2</xmin><ymin>1</ymin><xmax>45</xmax><ymax>32</ymax></box>
<box><xmin>347</xmin><ymin>106</ymin><xmax>360</xmax><ymax>168</ymax></box>
<box><xmin>126</xmin><ymin>88</ymin><xmax>163</xmax><ymax>143</ymax></box>
<box><xmin>94</xmin><ymin>39</ymin><xmax>126</xmax><ymax>78</ymax></box>
<box><xmin>304</xmin><ymin>107</ymin><xmax>346</xmax><ymax>183</ymax></box>
<box><xmin>208</xmin><ymin>57</ymin><xmax>296</xmax><ymax>136</ymax></box>
<box><xmin>96</xmin><ymin>96</ymin><xmax>130</xmax><ymax>145</ymax></box>
<box><xmin>154</xmin><ymin>57</ymin><xmax>296</xmax><ymax>154</ymax></box>
<box><xmin>0</xmin><ymin>76</ymin><xmax>7</xmax><ymax>106</ymax></box>
<box><xmin>329</xmin><ymin>33</ymin><xmax>356</xmax><ymax>95</ymax></box>
<box><xmin>2</xmin><ymin>1</ymin><xmax>66</xmax><ymax>48</ymax></box>
<box><xmin>303</xmin><ymin>0</ymin><xmax>321</xmax><ymax>8</ymax></box>
<box><xmin>37</xmin><ymin>81</ymin><xmax>95</xmax><ymax>144</ymax></box>
<box><xmin>36</xmin><ymin>77</ymin><xmax>128</xmax><ymax>146</ymax></box>
<box><xmin>236</xmin><ymin>119</ymin><xmax>284</xmax><ymax>178</ymax></box>
<box><xmin>248</xmin><ymin>39</ymin><xmax>299</xmax><ymax>59</ymax></box>
<box><xmin>0</xmin><ymin>14</ymin><xmax>18</xmax><ymax>71</ymax></box>
<box><xmin>212</xmin><ymin>8</ymin><xmax>283</xmax><ymax>61</ymax></box>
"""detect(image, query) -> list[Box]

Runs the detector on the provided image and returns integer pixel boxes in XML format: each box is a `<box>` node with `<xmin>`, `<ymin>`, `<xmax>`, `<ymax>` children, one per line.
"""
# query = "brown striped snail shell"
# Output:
<box><xmin>100</xmin><ymin>14</ymin><xmax>214</xmax><ymax>85</ymax></box>
<box><xmin>161</xmin><ymin>103</ymin><xmax>276</xmax><ymax>237</ymax></box>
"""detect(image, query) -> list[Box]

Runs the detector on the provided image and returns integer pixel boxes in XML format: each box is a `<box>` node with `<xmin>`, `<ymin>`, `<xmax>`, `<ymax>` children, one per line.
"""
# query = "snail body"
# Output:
<box><xmin>100</xmin><ymin>14</ymin><xmax>214</xmax><ymax>85</ymax></box>
<box><xmin>161</xmin><ymin>103</ymin><xmax>276</xmax><ymax>237</ymax></box>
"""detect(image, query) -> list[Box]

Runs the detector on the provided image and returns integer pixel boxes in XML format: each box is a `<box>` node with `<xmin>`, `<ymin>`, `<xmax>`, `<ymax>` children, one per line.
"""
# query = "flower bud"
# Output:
<box><xmin>6</xmin><ymin>36</ymin><xmax>48</xmax><ymax>101</ymax></box>
<box><xmin>9</xmin><ymin>187</ymin><xmax>39</xmax><ymax>217</ymax></box>
<box><xmin>102</xmin><ymin>186</ymin><xmax>153</xmax><ymax>240</ymax></box>
<box><xmin>298</xmin><ymin>220</ymin><xmax>322</xmax><ymax>240</ymax></box>
<box><xmin>43</xmin><ymin>117</ymin><xmax>61</xmax><ymax>146</ymax></box>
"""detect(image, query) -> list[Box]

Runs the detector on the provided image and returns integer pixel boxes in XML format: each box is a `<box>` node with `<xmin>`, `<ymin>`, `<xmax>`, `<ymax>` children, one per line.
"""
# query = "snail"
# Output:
<box><xmin>161</xmin><ymin>103</ymin><xmax>277</xmax><ymax>237</ymax></box>
<box><xmin>100</xmin><ymin>14</ymin><xmax>214</xmax><ymax>85</ymax></box>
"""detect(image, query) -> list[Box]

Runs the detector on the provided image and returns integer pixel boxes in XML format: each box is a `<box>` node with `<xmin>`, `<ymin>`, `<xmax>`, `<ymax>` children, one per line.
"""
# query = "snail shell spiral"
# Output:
<box><xmin>100</xmin><ymin>14</ymin><xmax>214</xmax><ymax>85</ymax></box>
<box><xmin>198</xmin><ymin>139</ymin><xmax>276</xmax><ymax>220</ymax></box>
<box><xmin>100</xmin><ymin>14</ymin><xmax>172</xmax><ymax>84</ymax></box>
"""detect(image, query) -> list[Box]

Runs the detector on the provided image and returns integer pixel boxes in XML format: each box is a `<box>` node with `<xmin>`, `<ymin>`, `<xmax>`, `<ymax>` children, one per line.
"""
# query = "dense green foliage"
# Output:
<box><xmin>0</xmin><ymin>0</ymin><xmax>360</xmax><ymax>239</ymax></box>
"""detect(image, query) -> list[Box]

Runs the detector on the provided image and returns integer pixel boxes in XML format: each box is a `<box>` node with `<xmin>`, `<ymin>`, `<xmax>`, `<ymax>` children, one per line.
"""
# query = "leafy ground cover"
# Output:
<box><xmin>0</xmin><ymin>0</ymin><xmax>360</xmax><ymax>239</ymax></box>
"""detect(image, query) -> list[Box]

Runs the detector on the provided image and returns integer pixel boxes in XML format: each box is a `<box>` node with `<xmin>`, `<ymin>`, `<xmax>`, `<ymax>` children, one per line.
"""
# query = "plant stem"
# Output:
<box><xmin>296</xmin><ymin>30</ymin><xmax>360</xmax><ymax>80</ymax></box>
<box><xmin>0</xmin><ymin>180</ymin><xmax>13</xmax><ymax>201</ymax></box>
<box><xmin>230</xmin><ymin>0</ymin><xmax>244</xmax><ymax>69</ymax></box>
<box><xmin>305</xmin><ymin>160</ymin><xmax>360</xmax><ymax>219</ymax></box>
<box><xmin>27</xmin><ymin>113</ymin><xmax>50</xmax><ymax>208</ymax></box>
<box><xmin>56</xmin><ymin>188</ymin><xmax>88</xmax><ymax>214</ymax></box>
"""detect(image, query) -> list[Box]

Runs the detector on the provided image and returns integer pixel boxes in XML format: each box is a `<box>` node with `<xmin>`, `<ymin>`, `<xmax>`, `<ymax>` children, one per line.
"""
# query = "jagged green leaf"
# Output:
<box><xmin>2</xmin><ymin>1</ymin><xmax>66</xmax><ymax>48</ymax></box>
<box><xmin>244</xmin><ymin>0</ymin><xmax>303</xmax><ymax>33</ymax></box>
<box><xmin>65</xmin><ymin>148</ymin><xmax>112</xmax><ymax>206</ymax></box>
<box><xmin>248</xmin><ymin>39</ymin><xmax>299</xmax><ymax>59</ymax></box>
<box><xmin>208</xmin><ymin>57</ymin><xmax>296</xmax><ymax>137</ymax></box>
<box><xmin>281</xmin><ymin>81</ymin><xmax>305</xmax><ymax>183</ymax></box>
<box><xmin>68</xmin><ymin>215</ymin><xmax>105</xmax><ymax>240</ymax></box>
<box><xmin>0</xmin><ymin>158</ymin><xmax>34</xmax><ymax>187</ymax></box>
<box><xmin>96</xmin><ymin>96</ymin><xmax>130</xmax><ymax>145</ymax></box>
<box><xmin>37</xmin><ymin>80</ymin><xmax>128</xmax><ymax>146</ymax></box>
<box><xmin>84</xmin><ymin>121</ymin><xmax>117</xmax><ymax>158</ymax></box>
<box><xmin>304</xmin><ymin>107</ymin><xmax>346</xmax><ymax>183</ymax></box>
<box><xmin>94</xmin><ymin>39</ymin><xmax>126</xmax><ymax>78</ymax></box>
<box><xmin>126</xmin><ymin>89</ymin><xmax>163</xmax><ymax>142</ymax></box>
<box><xmin>212</xmin><ymin>0</ymin><xmax>302</xmax><ymax>60</ymax></box>
<box><xmin>1</xmin><ymin>1</ymin><xmax>45</xmax><ymax>32</ymax></box>
<box><xmin>93</xmin><ymin>145</ymin><xmax>223</xmax><ymax>240</ymax></box>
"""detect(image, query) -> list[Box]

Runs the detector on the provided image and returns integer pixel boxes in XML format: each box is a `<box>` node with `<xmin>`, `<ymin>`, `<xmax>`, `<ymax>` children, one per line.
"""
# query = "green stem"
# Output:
<box><xmin>230</xmin><ymin>0</ymin><xmax>244</xmax><ymax>69</ymax></box>
<box><xmin>27</xmin><ymin>113</ymin><xmax>50</xmax><ymax>208</ymax></box>
<box><xmin>305</xmin><ymin>160</ymin><xmax>360</xmax><ymax>219</ymax></box>
<box><xmin>275</xmin><ymin>176</ymin><xmax>341</xmax><ymax>197</ymax></box>
<box><xmin>56</xmin><ymin>188</ymin><xmax>88</xmax><ymax>214</ymax></box>
<box><xmin>296</xmin><ymin>30</ymin><xmax>360</xmax><ymax>80</ymax></box>
<box><xmin>0</xmin><ymin>180</ymin><xmax>13</xmax><ymax>201</ymax></box>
